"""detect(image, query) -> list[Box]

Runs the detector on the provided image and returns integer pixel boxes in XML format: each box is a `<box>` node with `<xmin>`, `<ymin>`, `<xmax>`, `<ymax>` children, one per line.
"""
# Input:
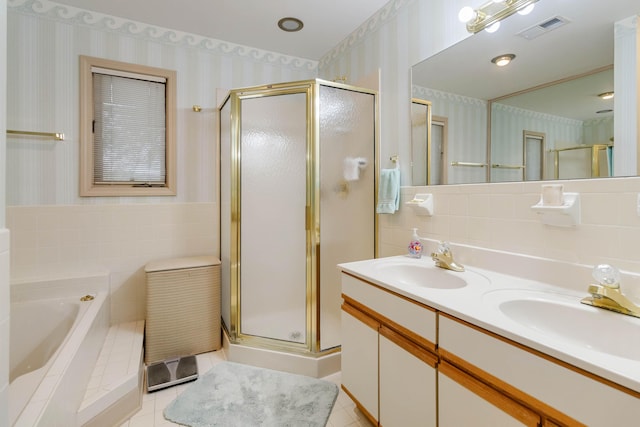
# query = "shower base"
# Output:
<box><xmin>222</xmin><ymin>330</ymin><xmax>341</xmax><ymax>378</ymax></box>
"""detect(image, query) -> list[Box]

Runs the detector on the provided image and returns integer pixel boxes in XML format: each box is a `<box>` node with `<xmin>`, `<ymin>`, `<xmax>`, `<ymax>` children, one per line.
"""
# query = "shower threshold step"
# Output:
<box><xmin>77</xmin><ymin>320</ymin><xmax>145</xmax><ymax>426</ymax></box>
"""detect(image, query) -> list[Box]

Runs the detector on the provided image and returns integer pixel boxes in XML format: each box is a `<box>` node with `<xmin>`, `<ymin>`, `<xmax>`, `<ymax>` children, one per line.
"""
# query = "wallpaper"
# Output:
<box><xmin>6</xmin><ymin>0</ymin><xmax>318</xmax><ymax>205</ymax></box>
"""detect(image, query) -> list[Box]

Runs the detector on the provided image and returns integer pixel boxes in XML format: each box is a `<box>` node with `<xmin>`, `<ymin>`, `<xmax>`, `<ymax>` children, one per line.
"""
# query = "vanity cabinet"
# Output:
<box><xmin>341</xmin><ymin>274</ymin><xmax>437</xmax><ymax>427</ymax></box>
<box><xmin>340</xmin><ymin>270</ymin><xmax>640</xmax><ymax>427</ymax></box>
<box><xmin>439</xmin><ymin>313</ymin><xmax>640</xmax><ymax>426</ymax></box>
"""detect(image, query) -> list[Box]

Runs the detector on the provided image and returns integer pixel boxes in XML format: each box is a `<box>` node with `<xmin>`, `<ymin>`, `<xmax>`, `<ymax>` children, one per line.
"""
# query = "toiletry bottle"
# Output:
<box><xmin>408</xmin><ymin>228</ymin><xmax>423</xmax><ymax>258</ymax></box>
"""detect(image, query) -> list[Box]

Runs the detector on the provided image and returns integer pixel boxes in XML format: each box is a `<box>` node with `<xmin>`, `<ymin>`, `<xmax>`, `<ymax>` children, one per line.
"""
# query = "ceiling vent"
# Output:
<box><xmin>517</xmin><ymin>16</ymin><xmax>570</xmax><ymax>40</ymax></box>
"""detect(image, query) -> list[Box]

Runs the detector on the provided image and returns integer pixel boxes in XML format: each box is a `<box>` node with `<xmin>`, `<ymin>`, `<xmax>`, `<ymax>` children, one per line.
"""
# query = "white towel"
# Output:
<box><xmin>343</xmin><ymin>157</ymin><xmax>360</xmax><ymax>181</ymax></box>
<box><xmin>376</xmin><ymin>168</ymin><xmax>400</xmax><ymax>214</ymax></box>
<box><xmin>343</xmin><ymin>157</ymin><xmax>368</xmax><ymax>181</ymax></box>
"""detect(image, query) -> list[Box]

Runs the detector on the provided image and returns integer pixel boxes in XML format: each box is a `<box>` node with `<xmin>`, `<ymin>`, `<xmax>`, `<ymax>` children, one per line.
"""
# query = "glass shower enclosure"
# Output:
<box><xmin>220</xmin><ymin>79</ymin><xmax>378</xmax><ymax>358</ymax></box>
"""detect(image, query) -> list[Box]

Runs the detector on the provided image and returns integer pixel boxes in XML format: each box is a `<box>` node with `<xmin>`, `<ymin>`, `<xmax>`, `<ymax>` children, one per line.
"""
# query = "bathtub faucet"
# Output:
<box><xmin>431</xmin><ymin>241</ymin><xmax>465</xmax><ymax>272</ymax></box>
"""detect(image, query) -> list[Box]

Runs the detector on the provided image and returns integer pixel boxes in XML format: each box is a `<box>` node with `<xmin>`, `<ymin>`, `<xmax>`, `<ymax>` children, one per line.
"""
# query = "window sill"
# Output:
<box><xmin>80</xmin><ymin>185</ymin><xmax>176</xmax><ymax>197</ymax></box>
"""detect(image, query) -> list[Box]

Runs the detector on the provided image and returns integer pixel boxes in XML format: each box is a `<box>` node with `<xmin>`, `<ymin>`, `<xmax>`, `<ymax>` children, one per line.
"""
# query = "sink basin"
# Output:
<box><xmin>372</xmin><ymin>259</ymin><xmax>468</xmax><ymax>289</ymax></box>
<box><xmin>484</xmin><ymin>290</ymin><xmax>640</xmax><ymax>359</ymax></box>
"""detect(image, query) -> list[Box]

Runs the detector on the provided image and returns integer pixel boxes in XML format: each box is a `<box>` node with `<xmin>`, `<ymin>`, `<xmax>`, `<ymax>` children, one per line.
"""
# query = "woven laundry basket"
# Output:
<box><xmin>144</xmin><ymin>256</ymin><xmax>221</xmax><ymax>364</ymax></box>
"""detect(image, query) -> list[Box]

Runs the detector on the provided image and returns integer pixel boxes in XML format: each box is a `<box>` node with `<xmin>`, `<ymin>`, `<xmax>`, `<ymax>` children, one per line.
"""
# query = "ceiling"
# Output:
<box><xmin>412</xmin><ymin>0</ymin><xmax>639</xmax><ymax>120</ymax></box>
<box><xmin>51</xmin><ymin>0</ymin><xmax>390</xmax><ymax>60</ymax></box>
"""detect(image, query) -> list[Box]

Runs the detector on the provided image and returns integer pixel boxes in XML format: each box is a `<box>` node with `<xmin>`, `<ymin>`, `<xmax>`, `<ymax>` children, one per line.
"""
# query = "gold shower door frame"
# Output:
<box><xmin>223</xmin><ymin>79</ymin><xmax>379</xmax><ymax>356</ymax></box>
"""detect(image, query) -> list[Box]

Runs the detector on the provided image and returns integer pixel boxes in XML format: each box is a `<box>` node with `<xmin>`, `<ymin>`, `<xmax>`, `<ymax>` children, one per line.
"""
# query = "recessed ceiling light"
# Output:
<box><xmin>278</xmin><ymin>17</ymin><xmax>304</xmax><ymax>32</ymax></box>
<box><xmin>598</xmin><ymin>91</ymin><xmax>614</xmax><ymax>100</ymax></box>
<box><xmin>491</xmin><ymin>53</ymin><xmax>515</xmax><ymax>67</ymax></box>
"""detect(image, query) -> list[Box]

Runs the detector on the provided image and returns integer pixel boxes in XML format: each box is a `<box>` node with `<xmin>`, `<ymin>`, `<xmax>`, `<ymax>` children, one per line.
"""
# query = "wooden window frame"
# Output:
<box><xmin>79</xmin><ymin>55</ymin><xmax>177</xmax><ymax>196</ymax></box>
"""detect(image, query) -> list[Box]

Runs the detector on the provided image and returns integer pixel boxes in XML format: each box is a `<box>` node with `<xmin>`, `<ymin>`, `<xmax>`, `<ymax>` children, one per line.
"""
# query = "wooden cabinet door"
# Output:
<box><xmin>341</xmin><ymin>304</ymin><xmax>379</xmax><ymax>423</ymax></box>
<box><xmin>439</xmin><ymin>362</ymin><xmax>540</xmax><ymax>427</ymax></box>
<box><xmin>379</xmin><ymin>326</ymin><xmax>437</xmax><ymax>427</ymax></box>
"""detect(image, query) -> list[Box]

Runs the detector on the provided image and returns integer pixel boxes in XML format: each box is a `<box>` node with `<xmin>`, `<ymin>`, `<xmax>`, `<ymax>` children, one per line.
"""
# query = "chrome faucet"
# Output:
<box><xmin>431</xmin><ymin>241</ymin><xmax>465</xmax><ymax>272</ymax></box>
<box><xmin>580</xmin><ymin>264</ymin><xmax>640</xmax><ymax>318</ymax></box>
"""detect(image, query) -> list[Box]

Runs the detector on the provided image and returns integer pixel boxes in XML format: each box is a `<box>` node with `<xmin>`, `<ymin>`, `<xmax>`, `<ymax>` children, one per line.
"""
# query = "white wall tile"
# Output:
<box><xmin>7</xmin><ymin>204</ymin><xmax>217</xmax><ymax>323</ymax></box>
<box><xmin>381</xmin><ymin>178</ymin><xmax>640</xmax><ymax>275</ymax></box>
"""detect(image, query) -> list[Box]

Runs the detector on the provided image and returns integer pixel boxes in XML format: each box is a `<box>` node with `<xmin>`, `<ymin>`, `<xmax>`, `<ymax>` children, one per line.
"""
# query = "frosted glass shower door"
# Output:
<box><xmin>239</xmin><ymin>92</ymin><xmax>308</xmax><ymax>344</ymax></box>
<box><xmin>319</xmin><ymin>84</ymin><xmax>376</xmax><ymax>350</ymax></box>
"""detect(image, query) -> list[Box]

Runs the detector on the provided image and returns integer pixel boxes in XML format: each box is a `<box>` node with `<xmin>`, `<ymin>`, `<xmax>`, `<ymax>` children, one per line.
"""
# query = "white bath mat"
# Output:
<box><xmin>163</xmin><ymin>361</ymin><xmax>338</xmax><ymax>427</ymax></box>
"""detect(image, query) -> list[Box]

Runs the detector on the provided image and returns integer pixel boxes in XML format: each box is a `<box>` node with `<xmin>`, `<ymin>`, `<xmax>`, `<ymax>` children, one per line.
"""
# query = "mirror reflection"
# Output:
<box><xmin>411</xmin><ymin>0</ymin><xmax>639</xmax><ymax>185</ymax></box>
<box><xmin>491</xmin><ymin>67</ymin><xmax>614</xmax><ymax>182</ymax></box>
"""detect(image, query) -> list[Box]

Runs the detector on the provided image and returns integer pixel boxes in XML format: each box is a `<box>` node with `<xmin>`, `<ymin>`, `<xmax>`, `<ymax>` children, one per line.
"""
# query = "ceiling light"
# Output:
<box><xmin>277</xmin><ymin>17</ymin><xmax>304</xmax><ymax>32</ymax></box>
<box><xmin>458</xmin><ymin>6</ymin><xmax>478</xmax><ymax>24</ymax></box>
<box><xmin>460</xmin><ymin>0</ymin><xmax>538</xmax><ymax>33</ymax></box>
<box><xmin>485</xmin><ymin>21</ymin><xmax>501</xmax><ymax>33</ymax></box>
<box><xmin>491</xmin><ymin>54</ymin><xmax>516</xmax><ymax>67</ymax></box>
<box><xmin>517</xmin><ymin>3</ymin><xmax>535</xmax><ymax>15</ymax></box>
<box><xmin>598</xmin><ymin>91</ymin><xmax>614</xmax><ymax>100</ymax></box>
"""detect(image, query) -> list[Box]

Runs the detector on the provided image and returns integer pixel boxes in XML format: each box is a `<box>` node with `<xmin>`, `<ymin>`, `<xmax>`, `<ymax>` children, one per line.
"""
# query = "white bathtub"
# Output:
<box><xmin>9</xmin><ymin>273</ymin><xmax>110</xmax><ymax>427</ymax></box>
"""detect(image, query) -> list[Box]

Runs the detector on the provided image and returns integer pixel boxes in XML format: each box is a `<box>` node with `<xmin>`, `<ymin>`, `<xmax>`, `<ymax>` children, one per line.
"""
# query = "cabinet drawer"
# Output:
<box><xmin>439</xmin><ymin>314</ymin><xmax>640</xmax><ymax>426</ymax></box>
<box><xmin>342</xmin><ymin>274</ymin><xmax>436</xmax><ymax>349</ymax></box>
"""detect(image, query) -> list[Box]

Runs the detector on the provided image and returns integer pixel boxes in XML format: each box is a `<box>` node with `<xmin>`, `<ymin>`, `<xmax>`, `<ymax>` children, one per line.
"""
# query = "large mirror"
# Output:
<box><xmin>411</xmin><ymin>0</ymin><xmax>639</xmax><ymax>185</ymax></box>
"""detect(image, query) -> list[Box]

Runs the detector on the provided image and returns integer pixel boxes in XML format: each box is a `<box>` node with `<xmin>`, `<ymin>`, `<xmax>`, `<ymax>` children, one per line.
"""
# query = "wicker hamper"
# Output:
<box><xmin>144</xmin><ymin>256</ymin><xmax>221</xmax><ymax>364</ymax></box>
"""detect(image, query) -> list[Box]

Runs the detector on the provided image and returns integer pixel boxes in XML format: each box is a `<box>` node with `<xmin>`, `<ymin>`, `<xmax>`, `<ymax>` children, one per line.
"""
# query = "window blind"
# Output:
<box><xmin>93</xmin><ymin>72</ymin><xmax>166</xmax><ymax>184</ymax></box>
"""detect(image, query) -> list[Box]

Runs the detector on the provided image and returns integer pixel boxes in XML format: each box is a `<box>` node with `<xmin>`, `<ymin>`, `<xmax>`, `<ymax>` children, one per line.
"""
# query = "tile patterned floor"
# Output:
<box><xmin>119</xmin><ymin>351</ymin><xmax>373</xmax><ymax>427</ymax></box>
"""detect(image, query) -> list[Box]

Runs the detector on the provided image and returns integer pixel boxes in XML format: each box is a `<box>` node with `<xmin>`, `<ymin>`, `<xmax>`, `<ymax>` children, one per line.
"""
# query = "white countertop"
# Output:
<box><xmin>338</xmin><ymin>255</ymin><xmax>640</xmax><ymax>394</ymax></box>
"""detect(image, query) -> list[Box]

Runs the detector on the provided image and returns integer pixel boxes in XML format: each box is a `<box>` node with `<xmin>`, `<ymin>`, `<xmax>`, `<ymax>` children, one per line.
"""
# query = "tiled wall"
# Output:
<box><xmin>379</xmin><ymin>178</ymin><xmax>640</xmax><ymax>275</ymax></box>
<box><xmin>7</xmin><ymin>203</ymin><xmax>217</xmax><ymax>323</ymax></box>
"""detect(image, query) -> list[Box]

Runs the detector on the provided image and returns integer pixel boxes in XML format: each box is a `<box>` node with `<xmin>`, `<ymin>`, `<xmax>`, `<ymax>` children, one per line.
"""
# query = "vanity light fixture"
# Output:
<box><xmin>491</xmin><ymin>53</ymin><xmax>516</xmax><ymax>67</ymax></box>
<box><xmin>485</xmin><ymin>22</ymin><xmax>501</xmax><ymax>33</ymax></box>
<box><xmin>459</xmin><ymin>0</ymin><xmax>539</xmax><ymax>34</ymax></box>
<box><xmin>598</xmin><ymin>91</ymin><xmax>614</xmax><ymax>100</ymax></box>
<box><xmin>517</xmin><ymin>3</ymin><xmax>536</xmax><ymax>15</ymax></box>
<box><xmin>277</xmin><ymin>17</ymin><xmax>304</xmax><ymax>32</ymax></box>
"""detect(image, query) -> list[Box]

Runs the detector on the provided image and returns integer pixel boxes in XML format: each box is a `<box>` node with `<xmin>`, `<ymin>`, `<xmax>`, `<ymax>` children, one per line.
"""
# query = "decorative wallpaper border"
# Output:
<box><xmin>493</xmin><ymin>102</ymin><xmax>584</xmax><ymax>125</ymax></box>
<box><xmin>318</xmin><ymin>0</ymin><xmax>410</xmax><ymax>69</ymax></box>
<box><xmin>412</xmin><ymin>85</ymin><xmax>487</xmax><ymax>108</ymax></box>
<box><xmin>8</xmin><ymin>0</ymin><xmax>319</xmax><ymax>71</ymax></box>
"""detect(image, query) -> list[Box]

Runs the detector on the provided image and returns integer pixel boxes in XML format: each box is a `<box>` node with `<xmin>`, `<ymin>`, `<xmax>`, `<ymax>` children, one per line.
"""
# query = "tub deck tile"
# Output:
<box><xmin>78</xmin><ymin>320</ymin><xmax>145</xmax><ymax>425</ymax></box>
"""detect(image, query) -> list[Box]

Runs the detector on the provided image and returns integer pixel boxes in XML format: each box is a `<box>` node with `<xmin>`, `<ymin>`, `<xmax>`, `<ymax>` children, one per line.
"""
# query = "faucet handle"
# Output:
<box><xmin>592</xmin><ymin>264</ymin><xmax>620</xmax><ymax>289</ymax></box>
<box><xmin>437</xmin><ymin>241</ymin><xmax>451</xmax><ymax>255</ymax></box>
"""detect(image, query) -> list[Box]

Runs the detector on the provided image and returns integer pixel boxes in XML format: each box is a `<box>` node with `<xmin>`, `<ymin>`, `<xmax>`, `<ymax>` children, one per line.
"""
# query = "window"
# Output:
<box><xmin>79</xmin><ymin>55</ymin><xmax>176</xmax><ymax>196</ymax></box>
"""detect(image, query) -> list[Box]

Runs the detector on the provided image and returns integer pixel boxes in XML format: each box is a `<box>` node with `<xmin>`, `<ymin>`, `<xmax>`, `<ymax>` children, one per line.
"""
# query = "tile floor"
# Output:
<box><xmin>120</xmin><ymin>350</ymin><xmax>373</xmax><ymax>427</ymax></box>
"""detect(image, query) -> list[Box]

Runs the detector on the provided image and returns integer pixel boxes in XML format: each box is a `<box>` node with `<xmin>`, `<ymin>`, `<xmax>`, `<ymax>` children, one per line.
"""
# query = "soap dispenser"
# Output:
<box><xmin>408</xmin><ymin>228</ymin><xmax>423</xmax><ymax>258</ymax></box>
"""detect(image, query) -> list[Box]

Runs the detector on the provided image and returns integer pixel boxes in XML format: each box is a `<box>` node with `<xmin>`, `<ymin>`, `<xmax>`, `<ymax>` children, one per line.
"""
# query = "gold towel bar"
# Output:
<box><xmin>492</xmin><ymin>164</ymin><xmax>525</xmax><ymax>169</ymax></box>
<box><xmin>7</xmin><ymin>130</ymin><xmax>65</xmax><ymax>141</ymax></box>
<box><xmin>451</xmin><ymin>161</ymin><xmax>487</xmax><ymax>168</ymax></box>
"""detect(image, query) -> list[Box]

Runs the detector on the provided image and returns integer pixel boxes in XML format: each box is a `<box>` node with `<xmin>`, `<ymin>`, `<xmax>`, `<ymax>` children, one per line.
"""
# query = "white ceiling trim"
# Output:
<box><xmin>8</xmin><ymin>0</ymin><xmax>319</xmax><ymax>71</ymax></box>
